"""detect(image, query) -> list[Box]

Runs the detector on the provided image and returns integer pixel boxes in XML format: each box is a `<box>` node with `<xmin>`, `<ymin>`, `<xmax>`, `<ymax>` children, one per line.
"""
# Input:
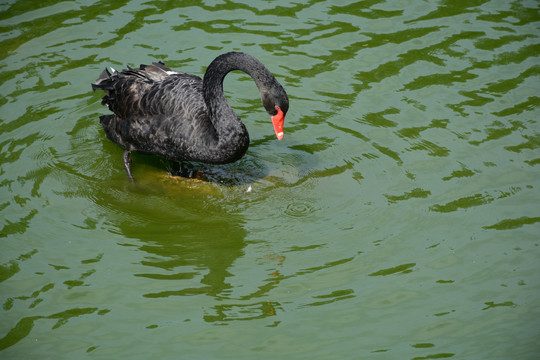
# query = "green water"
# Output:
<box><xmin>1</xmin><ymin>0</ymin><xmax>539</xmax><ymax>358</ymax></box>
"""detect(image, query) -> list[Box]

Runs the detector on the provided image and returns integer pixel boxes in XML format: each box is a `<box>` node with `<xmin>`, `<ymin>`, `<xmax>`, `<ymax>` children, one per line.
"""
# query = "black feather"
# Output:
<box><xmin>91</xmin><ymin>52</ymin><xmax>289</xmax><ymax>177</ymax></box>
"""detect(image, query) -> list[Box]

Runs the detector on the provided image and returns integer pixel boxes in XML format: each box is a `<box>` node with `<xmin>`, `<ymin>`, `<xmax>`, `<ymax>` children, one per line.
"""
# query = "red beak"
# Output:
<box><xmin>271</xmin><ymin>106</ymin><xmax>285</xmax><ymax>140</ymax></box>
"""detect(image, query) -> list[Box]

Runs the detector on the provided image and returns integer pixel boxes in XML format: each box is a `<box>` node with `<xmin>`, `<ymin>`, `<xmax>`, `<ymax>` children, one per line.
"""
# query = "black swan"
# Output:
<box><xmin>91</xmin><ymin>51</ymin><xmax>289</xmax><ymax>181</ymax></box>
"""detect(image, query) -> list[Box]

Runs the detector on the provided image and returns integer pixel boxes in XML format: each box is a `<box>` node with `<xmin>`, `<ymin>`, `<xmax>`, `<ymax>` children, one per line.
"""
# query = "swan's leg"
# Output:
<box><xmin>169</xmin><ymin>162</ymin><xmax>180</xmax><ymax>176</ymax></box>
<box><xmin>123</xmin><ymin>150</ymin><xmax>134</xmax><ymax>181</ymax></box>
<box><xmin>180</xmin><ymin>163</ymin><xmax>194</xmax><ymax>178</ymax></box>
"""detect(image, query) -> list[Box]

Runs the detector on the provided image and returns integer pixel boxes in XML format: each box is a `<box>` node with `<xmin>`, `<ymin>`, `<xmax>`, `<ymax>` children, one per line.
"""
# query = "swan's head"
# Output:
<box><xmin>261</xmin><ymin>82</ymin><xmax>289</xmax><ymax>141</ymax></box>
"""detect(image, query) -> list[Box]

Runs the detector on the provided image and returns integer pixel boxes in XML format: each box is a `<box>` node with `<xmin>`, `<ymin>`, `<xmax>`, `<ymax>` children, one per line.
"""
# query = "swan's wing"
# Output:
<box><xmin>139</xmin><ymin>73</ymin><xmax>205</xmax><ymax>117</ymax></box>
<box><xmin>92</xmin><ymin>62</ymin><xmax>200</xmax><ymax>119</ymax></box>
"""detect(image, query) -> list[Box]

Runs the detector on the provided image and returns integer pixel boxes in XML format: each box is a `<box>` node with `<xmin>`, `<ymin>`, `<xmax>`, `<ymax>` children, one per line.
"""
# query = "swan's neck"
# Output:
<box><xmin>202</xmin><ymin>52</ymin><xmax>275</xmax><ymax>161</ymax></box>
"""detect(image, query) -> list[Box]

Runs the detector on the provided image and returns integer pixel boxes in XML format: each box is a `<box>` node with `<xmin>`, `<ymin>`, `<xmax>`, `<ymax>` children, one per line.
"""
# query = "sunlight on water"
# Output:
<box><xmin>1</xmin><ymin>0</ymin><xmax>539</xmax><ymax>359</ymax></box>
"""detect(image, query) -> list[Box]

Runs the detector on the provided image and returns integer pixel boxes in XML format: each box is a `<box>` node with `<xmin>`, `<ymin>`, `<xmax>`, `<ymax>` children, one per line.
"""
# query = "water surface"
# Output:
<box><xmin>1</xmin><ymin>0</ymin><xmax>539</xmax><ymax>359</ymax></box>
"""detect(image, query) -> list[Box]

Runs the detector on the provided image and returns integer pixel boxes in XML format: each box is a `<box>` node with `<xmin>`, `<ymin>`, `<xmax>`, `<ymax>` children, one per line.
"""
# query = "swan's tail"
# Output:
<box><xmin>91</xmin><ymin>68</ymin><xmax>116</xmax><ymax>106</ymax></box>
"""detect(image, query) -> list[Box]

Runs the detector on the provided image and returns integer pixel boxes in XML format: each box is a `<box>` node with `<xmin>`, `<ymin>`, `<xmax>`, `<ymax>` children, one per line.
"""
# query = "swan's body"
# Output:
<box><xmin>91</xmin><ymin>52</ymin><xmax>289</xmax><ymax>180</ymax></box>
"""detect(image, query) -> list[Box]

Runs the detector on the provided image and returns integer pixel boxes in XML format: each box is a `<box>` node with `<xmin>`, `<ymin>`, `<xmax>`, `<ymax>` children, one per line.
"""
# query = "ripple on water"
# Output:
<box><xmin>283</xmin><ymin>200</ymin><xmax>318</xmax><ymax>218</ymax></box>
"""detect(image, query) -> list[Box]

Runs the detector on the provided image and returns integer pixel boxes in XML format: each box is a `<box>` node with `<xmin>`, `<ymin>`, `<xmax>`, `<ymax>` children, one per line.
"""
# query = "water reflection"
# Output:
<box><xmin>86</xmin><ymin>177</ymin><xmax>284</xmax><ymax>323</ymax></box>
<box><xmin>131</xmin><ymin>213</ymin><xmax>246</xmax><ymax>300</ymax></box>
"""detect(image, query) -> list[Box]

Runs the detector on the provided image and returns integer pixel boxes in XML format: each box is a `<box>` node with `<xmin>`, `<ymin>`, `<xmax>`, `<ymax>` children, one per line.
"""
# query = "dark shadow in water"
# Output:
<box><xmin>123</xmin><ymin>210</ymin><xmax>247</xmax><ymax>300</ymax></box>
<box><xmin>138</xmin><ymin>152</ymin><xmax>270</xmax><ymax>186</ymax></box>
<box><xmin>84</xmin><ymin>176</ymin><xmax>280</xmax><ymax>323</ymax></box>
